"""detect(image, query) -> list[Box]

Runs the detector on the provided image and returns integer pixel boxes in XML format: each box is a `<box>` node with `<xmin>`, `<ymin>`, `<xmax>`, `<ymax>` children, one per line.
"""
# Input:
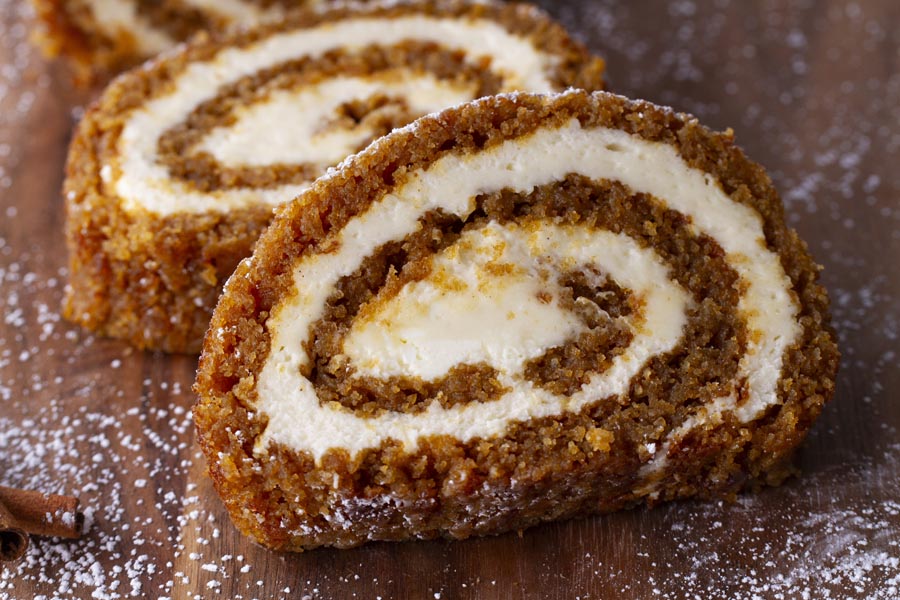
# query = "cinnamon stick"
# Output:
<box><xmin>0</xmin><ymin>485</ymin><xmax>84</xmax><ymax>561</ymax></box>
<box><xmin>0</xmin><ymin>499</ymin><xmax>28</xmax><ymax>562</ymax></box>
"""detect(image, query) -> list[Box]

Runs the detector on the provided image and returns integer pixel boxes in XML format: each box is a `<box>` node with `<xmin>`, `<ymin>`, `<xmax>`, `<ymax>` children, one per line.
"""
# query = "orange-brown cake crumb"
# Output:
<box><xmin>193</xmin><ymin>90</ymin><xmax>838</xmax><ymax>551</ymax></box>
<box><xmin>62</xmin><ymin>0</ymin><xmax>606</xmax><ymax>352</ymax></box>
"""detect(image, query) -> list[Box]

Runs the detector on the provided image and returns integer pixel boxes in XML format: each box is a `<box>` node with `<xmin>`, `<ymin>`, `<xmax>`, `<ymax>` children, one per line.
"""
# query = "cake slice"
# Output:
<box><xmin>193</xmin><ymin>90</ymin><xmax>839</xmax><ymax>551</ymax></box>
<box><xmin>31</xmin><ymin>0</ymin><xmax>296</xmax><ymax>82</ymax></box>
<box><xmin>62</xmin><ymin>0</ymin><xmax>605</xmax><ymax>352</ymax></box>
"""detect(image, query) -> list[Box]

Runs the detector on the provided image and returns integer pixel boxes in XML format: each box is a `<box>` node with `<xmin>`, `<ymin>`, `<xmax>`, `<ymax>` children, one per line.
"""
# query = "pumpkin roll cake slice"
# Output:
<box><xmin>62</xmin><ymin>0</ymin><xmax>606</xmax><ymax>353</ymax></box>
<box><xmin>31</xmin><ymin>0</ymin><xmax>301</xmax><ymax>82</ymax></box>
<box><xmin>193</xmin><ymin>90</ymin><xmax>838</xmax><ymax>551</ymax></box>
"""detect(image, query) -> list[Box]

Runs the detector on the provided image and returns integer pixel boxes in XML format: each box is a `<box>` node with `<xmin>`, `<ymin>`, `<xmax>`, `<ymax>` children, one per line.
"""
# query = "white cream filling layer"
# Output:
<box><xmin>180</xmin><ymin>0</ymin><xmax>273</xmax><ymax>22</ymax></box>
<box><xmin>342</xmin><ymin>222</ymin><xmax>590</xmax><ymax>381</ymax></box>
<box><xmin>198</xmin><ymin>74</ymin><xmax>478</xmax><ymax>168</ymax></box>
<box><xmin>85</xmin><ymin>0</ymin><xmax>173</xmax><ymax>54</ymax></box>
<box><xmin>84</xmin><ymin>0</ymin><xmax>279</xmax><ymax>55</ymax></box>
<box><xmin>109</xmin><ymin>15</ymin><xmax>558</xmax><ymax>215</ymax></box>
<box><xmin>254</xmin><ymin>118</ymin><xmax>800</xmax><ymax>465</ymax></box>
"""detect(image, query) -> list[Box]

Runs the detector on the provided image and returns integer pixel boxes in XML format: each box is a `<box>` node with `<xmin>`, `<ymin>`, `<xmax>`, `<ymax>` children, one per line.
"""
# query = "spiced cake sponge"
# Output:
<box><xmin>193</xmin><ymin>89</ymin><xmax>839</xmax><ymax>550</ymax></box>
<box><xmin>61</xmin><ymin>0</ymin><xmax>606</xmax><ymax>352</ymax></box>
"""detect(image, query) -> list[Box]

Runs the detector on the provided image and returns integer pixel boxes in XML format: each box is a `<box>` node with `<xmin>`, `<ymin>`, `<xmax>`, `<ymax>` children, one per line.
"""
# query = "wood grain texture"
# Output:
<box><xmin>1</xmin><ymin>0</ymin><xmax>898</xmax><ymax>598</ymax></box>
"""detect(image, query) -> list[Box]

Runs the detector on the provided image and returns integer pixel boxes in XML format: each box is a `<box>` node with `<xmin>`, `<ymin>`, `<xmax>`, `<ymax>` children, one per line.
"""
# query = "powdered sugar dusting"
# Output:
<box><xmin>606</xmin><ymin>448</ymin><xmax>900</xmax><ymax>599</ymax></box>
<box><xmin>2</xmin><ymin>0</ymin><xmax>898</xmax><ymax>597</ymax></box>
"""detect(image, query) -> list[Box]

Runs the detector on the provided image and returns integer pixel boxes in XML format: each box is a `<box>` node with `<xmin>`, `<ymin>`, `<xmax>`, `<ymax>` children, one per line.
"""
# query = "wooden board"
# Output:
<box><xmin>1</xmin><ymin>0</ymin><xmax>898</xmax><ymax>598</ymax></box>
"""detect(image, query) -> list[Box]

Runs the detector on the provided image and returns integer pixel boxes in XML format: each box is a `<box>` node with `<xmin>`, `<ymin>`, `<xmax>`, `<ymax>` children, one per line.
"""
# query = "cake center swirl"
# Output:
<box><xmin>255</xmin><ymin>117</ymin><xmax>799</xmax><ymax>463</ymax></box>
<box><xmin>195</xmin><ymin>72</ymin><xmax>478</xmax><ymax>170</ymax></box>
<box><xmin>343</xmin><ymin>222</ymin><xmax>587</xmax><ymax>381</ymax></box>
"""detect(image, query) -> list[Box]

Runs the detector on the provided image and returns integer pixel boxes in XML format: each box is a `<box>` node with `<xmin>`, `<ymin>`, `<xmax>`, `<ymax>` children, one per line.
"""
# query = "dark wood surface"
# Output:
<box><xmin>1</xmin><ymin>1</ymin><xmax>898</xmax><ymax>598</ymax></box>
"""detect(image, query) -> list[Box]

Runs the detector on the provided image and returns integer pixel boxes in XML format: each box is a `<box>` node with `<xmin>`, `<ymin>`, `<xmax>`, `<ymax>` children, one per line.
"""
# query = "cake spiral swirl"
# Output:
<box><xmin>194</xmin><ymin>90</ymin><xmax>838</xmax><ymax>550</ymax></box>
<box><xmin>62</xmin><ymin>0</ymin><xmax>605</xmax><ymax>352</ymax></box>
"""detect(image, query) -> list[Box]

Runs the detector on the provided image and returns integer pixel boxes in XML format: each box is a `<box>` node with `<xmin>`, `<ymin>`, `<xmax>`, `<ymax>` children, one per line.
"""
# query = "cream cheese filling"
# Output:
<box><xmin>85</xmin><ymin>0</ymin><xmax>174</xmax><ymax>55</ymax></box>
<box><xmin>254</xmin><ymin>117</ymin><xmax>800</xmax><ymax>466</ymax></box>
<box><xmin>84</xmin><ymin>0</ymin><xmax>279</xmax><ymax>56</ymax></box>
<box><xmin>109</xmin><ymin>15</ymin><xmax>558</xmax><ymax>215</ymax></box>
<box><xmin>342</xmin><ymin>222</ymin><xmax>591</xmax><ymax>381</ymax></box>
<box><xmin>179</xmin><ymin>0</ymin><xmax>274</xmax><ymax>22</ymax></box>
<box><xmin>198</xmin><ymin>74</ymin><xmax>478</xmax><ymax>169</ymax></box>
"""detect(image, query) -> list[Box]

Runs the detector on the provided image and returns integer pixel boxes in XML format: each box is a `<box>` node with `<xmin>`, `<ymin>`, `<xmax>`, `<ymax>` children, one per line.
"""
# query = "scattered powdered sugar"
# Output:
<box><xmin>0</xmin><ymin>0</ymin><xmax>48</xmax><ymax>194</ymax></box>
<box><xmin>1</xmin><ymin>0</ymin><xmax>898</xmax><ymax>598</ymax></box>
<box><xmin>591</xmin><ymin>446</ymin><xmax>900</xmax><ymax>599</ymax></box>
